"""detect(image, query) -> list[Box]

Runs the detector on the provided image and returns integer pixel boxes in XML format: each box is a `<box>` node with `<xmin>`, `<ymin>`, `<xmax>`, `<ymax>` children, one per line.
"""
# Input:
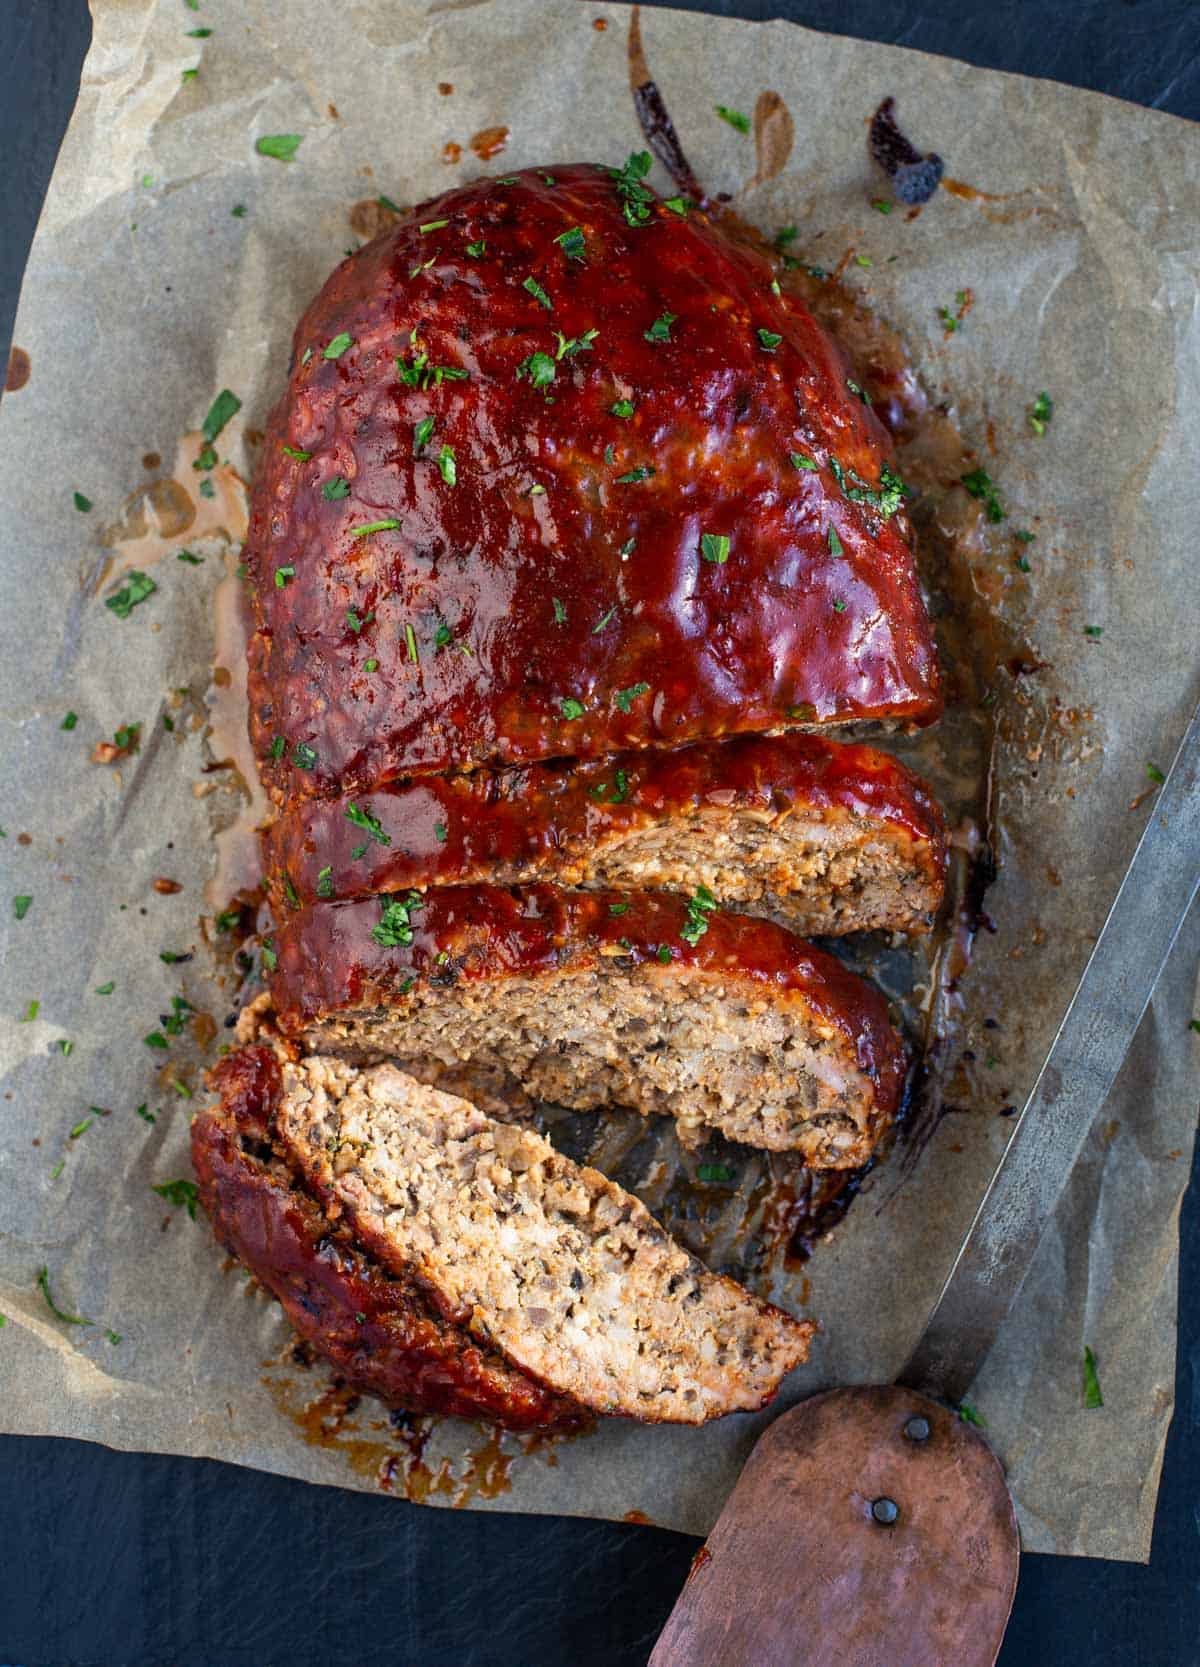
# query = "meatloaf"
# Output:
<box><xmin>268</xmin><ymin>885</ymin><xmax>907</xmax><ymax>1166</ymax></box>
<box><xmin>245</xmin><ymin>161</ymin><xmax>940</xmax><ymax>804</ymax></box>
<box><xmin>262</xmin><ymin>732</ymin><xmax>947</xmax><ymax>936</ymax></box>
<box><xmin>273</xmin><ymin>1054</ymin><xmax>815</xmax><ymax>1422</ymax></box>
<box><xmin>192</xmin><ymin>1045</ymin><xmax>583</xmax><ymax>1431</ymax></box>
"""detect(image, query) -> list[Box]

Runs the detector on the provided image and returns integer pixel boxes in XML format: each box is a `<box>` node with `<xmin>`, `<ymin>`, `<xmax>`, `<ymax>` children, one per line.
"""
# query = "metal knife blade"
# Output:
<box><xmin>899</xmin><ymin>698</ymin><xmax>1200</xmax><ymax>1406</ymax></box>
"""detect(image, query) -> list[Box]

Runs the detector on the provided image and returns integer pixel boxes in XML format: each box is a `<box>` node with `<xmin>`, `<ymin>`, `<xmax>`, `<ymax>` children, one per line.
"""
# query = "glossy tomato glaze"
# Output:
<box><xmin>261</xmin><ymin>731</ymin><xmax>946</xmax><ymax>910</ymax></box>
<box><xmin>192</xmin><ymin>1046</ymin><xmax>585</xmax><ymax>1431</ymax></box>
<box><xmin>245</xmin><ymin>162</ymin><xmax>940</xmax><ymax>806</ymax></box>
<box><xmin>269</xmin><ymin>885</ymin><xmax>907</xmax><ymax>1122</ymax></box>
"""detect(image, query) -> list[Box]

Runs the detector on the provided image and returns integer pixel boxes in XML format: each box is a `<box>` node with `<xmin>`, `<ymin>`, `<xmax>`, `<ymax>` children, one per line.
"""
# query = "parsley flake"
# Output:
<box><xmin>560</xmin><ymin>697</ymin><xmax>586</xmax><ymax>720</ymax></box>
<box><xmin>715</xmin><ymin>105</ymin><xmax>751</xmax><ymax>133</ymax></box>
<box><xmin>554</xmin><ymin>226</ymin><xmax>587</xmax><ymax>261</ymax></box>
<box><xmin>757</xmin><ymin>328</ymin><xmax>783</xmax><ymax>351</ymax></box>
<box><xmin>371</xmin><ymin>891</ymin><xmax>422</xmax><ymax>948</ymax></box>
<box><xmin>437</xmin><ymin>445</ymin><xmax>457</xmax><ymax>486</ymax></box>
<box><xmin>316</xmin><ymin>866</ymin><xmax>334</xmax><ymax>898</ymax></box>
<box><xmin>274</xmin><ymin>565</ymin><xmax>295</xmax><ymax>588</ymax></box>
<box><xmin>827</xmin><ymin>525</ymin><xmax>844</xmax><ymax>557</ymax></box>
<box><xmin>1028</xmin><ymin>391</ymin><xmax>1054</xmax><ymax>436</ymax></box>
<box><xmin>523</xmin><ymin>276</ymin><xmax>552</xmax><ymax>309</ymax></box>
<box><xmin>700</xmin><ymin>532</ymin><xmax>730</xmax><ymax>564</ymax></box>
<box><xmin>345</xmin><ymin>803</ymin><xmax>391</xmax><ymax>847</ymax></box>
<box><xmin>610</xmin><ymin>151</ymin><xmax>654</xmax><ymax>227</ymax></box>
<box><xmin>644</xmin><ymin>312</ymin><xmax>676</xmax><ymax>344</ymax></box>
<box><xmin>349</xmin><ymin>518</ymin><xmax>401</xmax><ymax>538</ymax></box>
<box><xmin>680</xmin><ymin>883</ymin><xmax>717</xmax><ymax>945</ymax></box>
<box><xmin>791</xmin><ymin>453</ymin><xmax>817</xmax><ymax>471</ymax></box>
<box><xmin>518</xmin><ymin>351</ymin><xmax>557</xmax><ymax>389</ymax></box>
<box><xmin>323</xmin><ymin>332</ymin><xmax>353</xmax><ymax>359</ymax></box>
<box><xmin>323</xmin><ymin>476</ymin><xmax>350</xmax><ymax>500</ymax></box>
<box><xmin>292</xmin><ymin>742</ymin><xmax>318</xmax><ymax>770</ymax></box>
<box><xmin>13</xmin><ymin>896</ymin><xmax>32</xmax><ymax>921</ymax></box>
<box><xmin>1084</xmin><ymin>624</ymin><xmax>1103</xmax><ymax>640</ymax></box>
<box><xmin>616</xmin><ymin>466</ymin><xmax>654</xmax><ymax>484</ymax></box>
<box><xmin>61</xmin><ymin>711</ymin><xmax>78</xmax><ymax>731</ymax></box>
<box><xmin>282</xmin><ymin>444</ymin><xmax>311</xmax><ymax>461</ymax></box>
<box><xmin>37</xmin><ymin>1266</ymin><xmax>90</xmax><ymax>1326</ymax></box>
<box><xmin>201</xmin><ymin>389</ymin><xmax>241</xmax><ymax>444</ymax></box>
<box><xmin>961</xmin><ymin>468</ymin><xmax>1005</xmax><ymax>523</ymax></box>
<box><xmin>73</xmin><ymin>491</ymin><xmax>92</xmax><ymax>513</ymax></box>
<box><xmin>419</xmin><ymin>218</ymin><xmax>449</xmax><ymax>233</ymax></box>
<box><xmin>1083</xmin><ymin>1346</ymin><xmax>1103</xmax><ymax>1409</ymax></box>
<box><xmin>697</xmin><ymin>1164</ymin><xmax>734</xmax><ymax>1183</ymax></box>
<box><xmin>465</xmin><ymin>239</ymin><xmax>486</xmax><ymax>257</ymax></box>
<box><xmin>610</xmin><ymin>398</ymin><xmax>635</xmax><ymax>418</ymax></box>
<box><xmin>614</xmin><ymin>682</ymin><xmax>650</xmax><ymax>713</ymax></box>
<box><xmin>256</xmin><ymin>134</ymin><xmax>303</xmax><ymax>163</ymax></box>
<box><xmin>413</xmin><ymin>415</ymin><xmax>436</xmax><ymax>453</ymax></box>
<box><xmin>153</xmin><ymin>1179</ymin><xmax>199</xmax><ymax>1219</ymax></box>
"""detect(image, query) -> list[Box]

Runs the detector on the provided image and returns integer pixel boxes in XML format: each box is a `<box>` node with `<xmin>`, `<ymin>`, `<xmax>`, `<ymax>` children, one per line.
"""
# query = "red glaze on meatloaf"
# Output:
<box><xmin>191</xmin><ymin>1046</ymin><xmax>585</xmax><ymax>1431</ymax></box>
<box><xmin>245</xmin><ymin>162</ymin><xmax>940</xmax><ymax>805</ymax></box>
<box><xmin>261</xmin><ymin>732</ymin><xmax>946</xmax><ymax>922</ymax></box>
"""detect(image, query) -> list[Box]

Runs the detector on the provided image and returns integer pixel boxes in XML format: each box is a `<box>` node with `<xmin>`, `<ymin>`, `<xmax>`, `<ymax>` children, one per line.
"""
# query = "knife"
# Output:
<box><xmin>651</xmin><ymin>698</ymin><xmax>1200</xmax><ymax>1667</ymax></box>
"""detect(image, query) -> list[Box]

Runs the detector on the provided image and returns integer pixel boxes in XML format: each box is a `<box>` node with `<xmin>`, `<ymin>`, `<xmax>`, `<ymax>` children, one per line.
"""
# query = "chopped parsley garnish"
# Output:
<box><xmin>958</xmin><ymin>1402</ymin><xmax>986</xmax><ymax>1428</ymax></box>
<box><xmin>434</xmin><ymin>622</ymin><xmax>454</xmax><ymax>649</ymax></box>
<box><xmin>555</xmin><ymin>328</ymin><xmax>598</xmax><ymax>359</ymax></box>
<box><xmin>791</xmin><ymin>453</ymin><xmax>817</xmax><ymax>471</ymax></box>
<box><xmin>198</xmin><ymin>477</ymin><xmax>215</xmax><ymax>499</ymax></box>
<box><xmin>434</xmin><ymin>823</ymin><xmax>448</xmax><ymax>843</ymax></box>
<box><xmin>274</xmin><ymin>565</ymin><xmax>295</xmax><ymax>587</ymax></box>
<box><xmin>73</xmin><ymin>491</ymin><xmax>92</xmax><ymax>512</ymax></box>
<box><xmin>873</xmin><ymin>199</ymin><xmax>892</xmax><ymax>214</ymax></box>
<box><xmin>159</xmin><ymin>951</ymin><xmax>191</xmax><ymax>964</ymax></box>
<box><xmin>517</xmin><ymin>351</ymin><xmax>557</xmax><ymax>389</ymax></box>
<box><xmin>715</xmin><ymin>105</ymin><xmax>751</xmax><ymax>133</ymax></box>
<box><xmin>377</xmin><ymin>193</ymin><xmax>402</xmax><ymax>213</ymax></box>
<box><xmin>61</xmin><ymin>711</ymin><xmax>78</xmax><ymax>730</ymax></box>
<box><xmin>292</xmin><ymin>742</ymin><xmax>318</xmax><ymax>769</ymax></box>
<box><xmin>413</xmin><ymin>415</ymin><xmax>436</xmax><ymax>453</ymax></box>
<box><xmin>610</xmin><ymin>398</ymin><xmax>635</xmax><ymax>418</ymax></box>
<box><xmin>560</xmin><ymin>697</ymin><xmax>586</xmax><ymax>720</ymax></box>
<box><xmin>105</xmin><ymin>570</ymin><xmax>157</xmax><ymax>619</ymax></box>
<box><xmin>961</xmin><ymin>468</ymin><xmax>1005</xmax><ymax>523</ymax></box>
<box><xmin>13</xmin><ymin>896</ymin><xmax>32</xmax><ymax>921</ymax></box>
<box><xmin>231</xmin><ymin>203</ymin><xmax>247</xmax><ymax>217</ymax></box>
<box><xmin>609</xmin><ymin>902</ymin><xmax>630</xmax><ymax>915</ymax></box>
<box><xmin>1146</xmin><ymin>762</ymin><xmax>1165</xmax><ymax>785</ymax></box>
<box><xmin>616</xmin><ymin>466</ymin><xmax>654</xmax><ymax>484</ymax></box>
<box><xmin>774</xmin><ymin>225</ymin><xmax>798</xmax><ymax>249</ymax></box>
<box><xmin>854</xmin><ymin>253</ymin><xmax>872</xmax><ymax>267</ymax></box>
<box><xmin>255</xmin><ymin>133</ymin><xmax>303</xmax><ymax>163</ymax></box>
<box><xmin>700</xmin><ymin>532</ymin><xmax>730</xmax><ymax>565</ymax></box>
<box><xmin>846</xmin><ymin>378</ymin><xmax>871</xmax><ymax>404</ymax></box>
<box><xmin>1083</xmin><ymin>1346</ymin><xmax>1103</xmax><ymax>1409</ymax></box>
<box><xmin>419</xmin><ymin>218</ymin><xmax>449</xmax><ymax>233</ymax></box>
<box><xmin>371</xmin><ymin>891</ymin><xmax>422</xmax><ymax>948</ymax></box>
<box><xmin>554</xmin><ymin>226</ymin><xmax>587</xmax><ymax>261</ymax></box>
<box><xmin>177</xmin><ymin>548</ymin><xmax>203</xmax><ymax>564</ymax></box>
<box><xmin>261</xmin><ymin>939</ymin><xmax>277</xmax><ymax>973</ymax></box>
<box><xmin>1084</xmin><ymin>624</ymin><xmax>1103</xmax><ymax>639</ymax></box>
<box><xmin>323</xmin><ymin>476</ymin><xmax>350</xmax><ymax>500</ymax></box>
<box><xmin>145</xmin><ymin>1030</ymin><xmax>168</xmax><ymax>1050</ymax></box>
<box><xmin>588</xmin><ymin>768</ymin><xmax>630</xmax><ymax>805</ymax></box>
<box><xmin>396</xmin><ymin>341</ymin><xmax>469</xmax><ymax>389</ymax></box>
<box><xmin>405</xmin><ymin>622</ymin><xmax>419</xmax><ymax>663</ymax></box>
<box><xmin>37</xmin><ymin>1266</ymin><xmax>90</xmax><ymax>1325</ymax></box>
<box><xmin>644</xmin><ymin>312</ymin><xmax>676</xmax><ymax>344</ymax></box>
<box><xmin>56</xmin><ymin>1038</ymin><xmax>74</xmax><ymax>1057</ymax></box>
<box><xmin>1028</xmin><ymin>390</ymin><xmax>1054</xmax><ymax>436</ymax></box>
<box><xmin>94</xmin><ymin>982</ymin><xmax>114</xmax><ymax>995</ymax></box>
<box><xmin>604</xmin><ymin>444</ymin><xmax>615</xmax><ymax>465</ymax></box>
<box><xmin>364</xmin><ymin>658</ymin><xmax>379</xmax><ymax>672</ymax></box>
<box><xmin>827</xmin><ymin>526</ymin><xmax>844</xmax><ymax>557</ymax></box>
<box><xmin>614</xmin><ymin>682</ymin><xmax>650</xmax><ymax>713</ymax></box>
<box><xmin>345</xmin><ymin>803</ymin><xmax>391</xmax><ymax>847</ymax></box>
<box><xmin>194</xmin><ymin>442</ymin><xmax>218</xmax><ymax>471</ymax></box>
<box><xmin>552</xmin><ymin>596</ymin><xmax>568</xmax><ymax>624</ymax></box>
<box><xmin>19</xmin><ymin>999</ymin><xmax>39</xmax><ymax>1022</ymax></box>
<box><xmin>832</xmin><ymin>598</ymin><xmax>847</xmax><ymax>612</ymax></box>
<box><xmin>437</xmin><ymin>445</ymin><xmax>457</xmax><ymax>486</ymax></box>
<box><xmin>323</xmin><ymin>332</ymin><xmax>353</xmax><ymax>360</ymax></box>
<box><xmin>153</xmin><ymin>1179</ymin><xmax>199</xmax><ymax>1219</ymax></box>
<box><xmin>757</xmin><ymin>329</ymin><xmax>783</xmax><ymax>351</ymax></box>
<box><xmin>349</xmin><ymin>518</ymin><xmax>401</xmax><ymax>538</ymax></box>
<box><xmin>282</xmin><ymin>444</ymin><xmax>311</xmax><ymax>460</ymax></box>
<box><xmin>346</xmin><ymin>607</ymin><xmax>372</xmax><ymax>633</ymax></box>
<box><xmin>610</xmin><ymin>151</ymin><xmax>654</xmax><ymax>227</ymax></box>
<box><xmin>593</xmin><ymin>605</ymin><xmax>617</xmax><ymax>634</ymax></box>
<box><xmin>939</xmin><ymin>303</ymin><xmax>961</xmax><ymax>333</ymax></box>
<box><xmin>523</xmin><ymin>276</ymin><xmax>552</xmax><ymax>309</ymax></box>
<box><xmin>664</xmin><ymin>196</ymin><xmax>689</xmax><ymax>215</ymax></box>
<box><xmin>656</xmin><ymin>944</ymin><xmax>673</xmax><ymax>964</ymax></box>
<box><xmin>697</xmin><ymin>1164</ymin><xmax>734</xmax><ymax>1183</ymax></box>
<box><xmin>465</xmin><ymin>239</ymin><xmax>486</xmax><ymax>257</ymax></box>
<box><xmin>270</xmin><ymin>735</ymin><xmax>286</xmax><ymax>760</ymax></box>
<box><xmin>680</xmin><ymin>883</ymin><xmax>717</xmax><ymax>945</ymax></box>
<box><xmin>316</xmin><ymin>866</ymin><xmax>334</xmax><ymax>898</ymax></box>
<box><xmin>201</xmin><ymin>388</ymin><xmax>241</xmax><ymax>444</ymax></box>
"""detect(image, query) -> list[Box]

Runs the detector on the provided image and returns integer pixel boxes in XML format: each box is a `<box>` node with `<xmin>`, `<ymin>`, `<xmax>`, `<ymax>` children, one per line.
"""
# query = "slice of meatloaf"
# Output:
<box><xmin>268</xmin><ymin>886</ymin><xmax>907</xmax><ymax>1166</ymax></box>
<box><xmin>274</xmin><ymin>1055</ymin><xmax>815</xmax><ymax>1423</ymax></box>
<box><xmin>245</xmin><ymin>161</ymin><xmax>940</xmax><ymax>805</ymax></box>
<box><xmin>192</xmin><ymin>1045</ymin><xmax>584</xmax><ymax>1431</ymax></box>
<box><xmin>261</xmin><ymin>733</ymin><xmax>947</xmax><ymax>936</ymax></box>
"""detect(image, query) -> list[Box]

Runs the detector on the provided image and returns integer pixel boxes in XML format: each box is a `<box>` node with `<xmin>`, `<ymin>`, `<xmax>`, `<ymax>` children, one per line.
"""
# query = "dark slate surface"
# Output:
<box><xmin>1</xmin><ymin>3</ymin><xmax>1197</xmax><ymax>1663</ymax></box>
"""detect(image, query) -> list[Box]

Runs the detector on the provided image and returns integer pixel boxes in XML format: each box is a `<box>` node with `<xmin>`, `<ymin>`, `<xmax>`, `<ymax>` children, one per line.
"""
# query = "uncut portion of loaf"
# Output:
<box><xmin>276</xmin><ymin>1056</ymin><xmax>815</xmax><ymax>1423</ymax></box>
<box><xmin>262</xmin><ymin>733</ymin><xmax>947</xmax><ymax>936</ymax></box>
<box><xmin>270</xmin><ymin>885</ymin><xmax>907</xmax><ymax>1167</ymax></box>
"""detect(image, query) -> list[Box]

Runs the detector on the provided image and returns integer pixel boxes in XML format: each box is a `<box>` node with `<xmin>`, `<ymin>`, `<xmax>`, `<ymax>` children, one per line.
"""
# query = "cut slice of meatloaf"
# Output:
<box><xmin>192</xmin><ymin>1045</ymin><xmax>584</xmax><ymax>1431</ymax></box>
<box><xmin>269</xmin><ymin>886</ymin><xmax>907</xmax><ymax>1166</ymax></box>
<box><xmin>262</xmin><ymin>733</ymin><xmax>947</xmax><ymax>936</ymax></box>
<box><xmin>273</xmin><ymin>1055</ymin><xmax>816</xmax><ymax>1423</ymax></box>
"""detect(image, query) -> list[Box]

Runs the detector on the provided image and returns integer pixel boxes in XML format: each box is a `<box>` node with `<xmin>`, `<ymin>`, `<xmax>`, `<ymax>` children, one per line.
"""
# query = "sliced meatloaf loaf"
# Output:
<box><xmin>245</xmin><ymin>161</ymin><xmax>940</xmax><ymax>805</ymax></box>
<box><xmin>262</xmin><ymin>733</ymin><xmax>946</xmax><ymax>936</ymax></box>
<box><xmin>268</xmin><ymin>886</ymin><xmax>907</xmax><ymax>1166</ymax></box>
<box><xmin>192</xmin><ymin>1045</ymin><xmax>583</xmax><ymax>1431</ymax></box>
<box><xmin>273</xmin><ymin>1054</ymin><xmax>815</xmax><ymax>1422</ymax></box>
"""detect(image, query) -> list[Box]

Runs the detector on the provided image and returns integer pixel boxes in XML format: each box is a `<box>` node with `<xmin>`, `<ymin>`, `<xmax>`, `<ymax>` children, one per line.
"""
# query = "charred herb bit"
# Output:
<box><xmin>644</xmin><ymin>312</ymin><xmax>675</xmax><ymax>344</ymax></box>
<box><xmin>680</xmin><ymin>883</ymin><xmax>717</xmax><ymax>946</ymax></box>
<box><xmin>827</xmin><ymin>526</ymin><xmax>844</xmax><ymax>558</ymax></box>
<box><xmin>552</xmin><ymin>596</ymin><xmax>567</xmax><ymax>625</ymax></box>
<box><xmin>517</xmin><ymin>351</ymin><xmax>556</xmax><ymax>390</ymax></box>
<box><xmin>610</xmin><ymin>398</ymin><xmax>635</xmax><ymax>418</ymax></box>
<box><xmin>345</xmin><ymin>803</ymin><xmax>391</xmax><ymax>847</ymax></box>
<box><xmin>73</xmin><ymin>491</ymin><xmax>92</xmax><ymax>513</ymax></box>
<box><xmin>614</xmin><ymin>682</ymin><xmax>650</xmax><ymax>713</ymax></box>
<box><xmin>349</xmin><ymin>518</ymin><xmax>401</xmax><ymax>538</ymax></box>
<box><xmin>1028</xmin><ymin>390</ymin><xmax>1054</xmax><ymax>436</ymax></box>
<box><xmin>757</xmin><ymin>328</ymin><xmax>783</xmax><ymax>352</ymax></box>
<box><xmin>617</xmin><ymin>465</ymin><xmax>655</xmax><ymax>484</ymax></box>
<box><xmin>413</xmin><ymin>415</ymin><xmax>436</xmax><ymax>454</ymax></box>
<box><xmin>323</xmin><ymin>475</ymin><xmax>350</xmax><ymax>501</ymax></box>
<box><xmin>292</xmin><ymin>742</ymin><xmax>318</xmax><ymax>770</ymax></box>
<box><xmin>202</xmin><ymin>388</ymin><xmax>241</xmax><ymax>444</ymax></box>
<box><xmin>437</xmin><ymin>445</ymin><xmax>457</xmax><ymax>486</ymax></box>
<box><xmin>371</xmin><ymin>891</ymin><xmax>422</xmax><ymax>949</ymax></box>
<box><xmin>961</xmin><ymin>467</ymin><xmax>1005</xmax><ymax>523</ymax></box>
<box><xmin>554</xmin><ymin>226</ymin><xmax>587</xmax><ymax>261</ymax></box>
<box><xmin>700</xmin><ymin>533</ymin><xmax>730</xmax><ymax>565</ymax></box>
<box><xmin>715</xmin><ymin>105</ymin><xmax>750</xmax><ymax>134</ymax></box>
<box><xmin>697</xmin><ymin>1163</ymin><xmax>734</xmax><ymax>1183</ymax></box>
<box><xmin>316</xmin><ymin>866</ymin><xmax>334</xmax><ymax>898</ymax></box>
<box><xmin>560</xmin><ymin>697</ymin><xmax>586</xmax><ymax>720</ymax></box>
<box><xmin>37</xmin><ymin>1266</ymin><xmax>90</xmax><ymax>1326</ymax></box>
<box><xmin>13</xmin><ymin>895</ymin><xmax>32</xmax><ymax>921</ymax></box>
<box><xmin>153</xmin><ymin>1178</ymin><xmax>199</xmax><ymax>1219</ymax></box>
<box><xmin>790</xmin><ymin>453</ymin><xmax>817</xmax><ymax>471</ymax></box>
<box><xmin>1083</xmin><ymin>1345</ymin><xmax>1104</xmax><ymax>1409</ymax></box>
<box><xmin>523</xmin><ymin>276</ymin><xmax>552</xmax><ymax>310</ymax></box>
<box><xmin>868</xmin><ymin>96</ymin><xmax>944</xmax><ymax>206</ymax></box>
<box><xmin>957</xmin><ymin>1401</ymin><xmax>986</xmax><ymax>1428</ymax></box>
<box><xmin>105</xmin><ymin>570</ymin><xmax>157</xmax><ymax>619</ymax></box>
<box><xmin>256</xmin><ymin>134</ymin><xmax>303</xmax><ymax>163</ymax></box>
<box><xmin>610</xmin><ymin>151</ymin><xmax>654</xmax><ymax>228</ymax></box>
<box><xmin>61</xmin><ymin>711</ymin><xmax>78</xmax><ymax>730</ymax></box>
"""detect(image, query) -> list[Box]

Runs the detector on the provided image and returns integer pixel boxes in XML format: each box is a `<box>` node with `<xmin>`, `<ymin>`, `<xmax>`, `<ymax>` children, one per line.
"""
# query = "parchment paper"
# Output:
<box><xmin>1</xmin><ymin>0</ymin><xmax>1197</xmax><ymax>1564</ymax></box>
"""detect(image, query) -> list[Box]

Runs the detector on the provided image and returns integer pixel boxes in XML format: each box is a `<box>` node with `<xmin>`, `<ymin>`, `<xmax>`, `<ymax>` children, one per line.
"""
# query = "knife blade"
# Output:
<box><xmin>899</xmin><ymin>697</ymin><xmax>1200</xmax><ymax>1406</ymax></box>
